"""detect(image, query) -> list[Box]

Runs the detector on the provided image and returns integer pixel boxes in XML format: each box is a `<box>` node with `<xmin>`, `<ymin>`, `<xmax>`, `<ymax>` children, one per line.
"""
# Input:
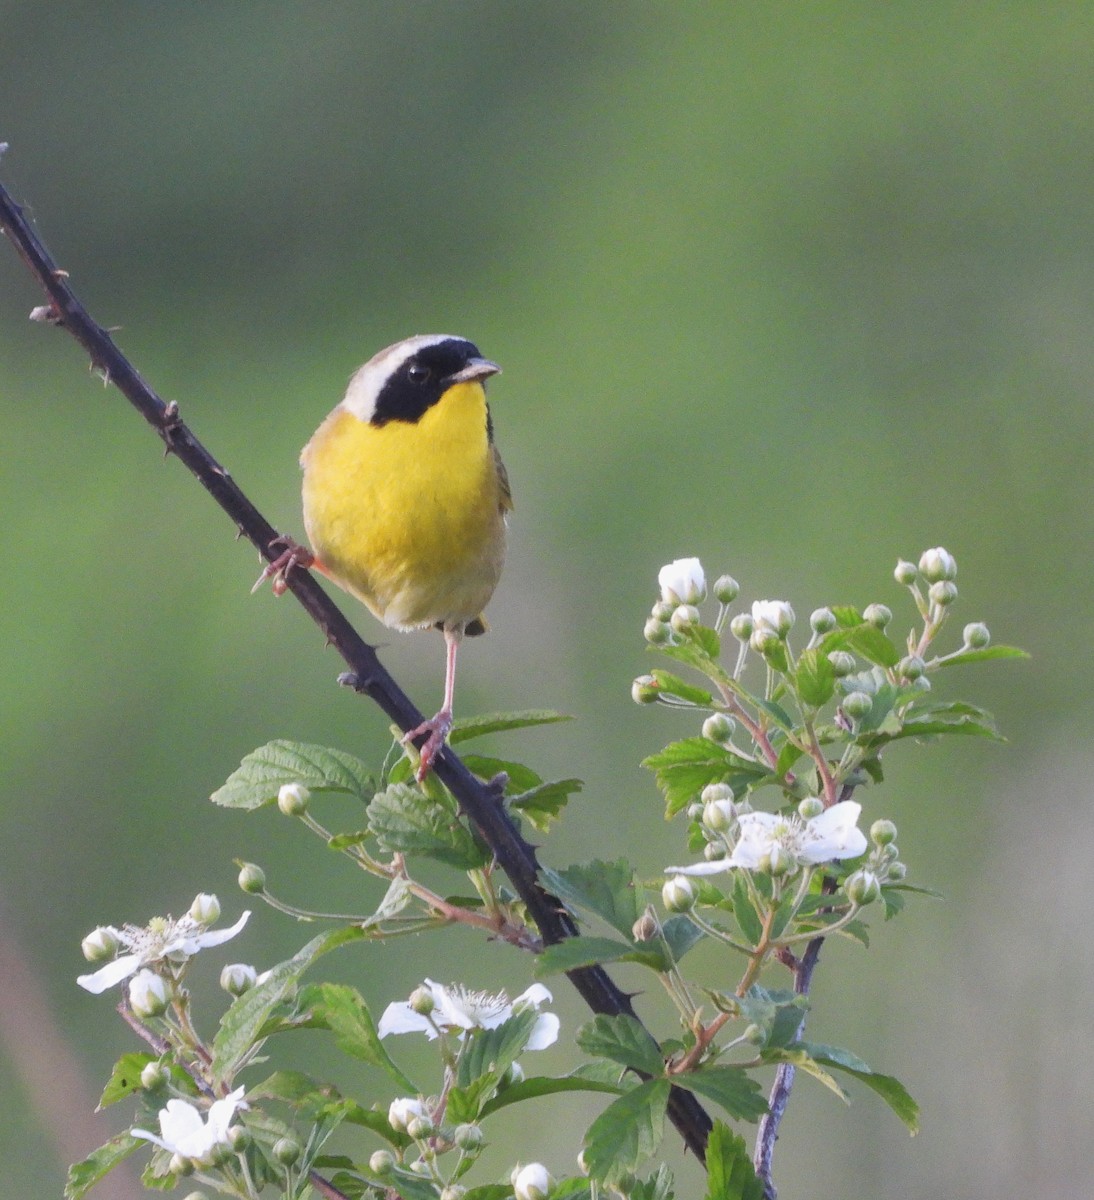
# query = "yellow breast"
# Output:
<box><xmin>301</xmin><ymin>380</ymin><xmax>507</xmax><ymax>632</ymax></box>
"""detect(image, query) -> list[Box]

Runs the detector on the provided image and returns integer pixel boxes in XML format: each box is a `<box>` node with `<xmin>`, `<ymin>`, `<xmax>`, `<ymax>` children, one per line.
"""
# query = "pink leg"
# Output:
<box><xmin>404</xmin><ymin>628</ymin><xmax>461</xmax><ymax>781</ymax></box>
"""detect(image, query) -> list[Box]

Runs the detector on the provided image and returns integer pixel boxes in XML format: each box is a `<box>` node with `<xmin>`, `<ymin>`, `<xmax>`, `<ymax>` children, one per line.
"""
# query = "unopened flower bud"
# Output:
<box><xmin>632</xmin><ymin>911</ymin><xmax>659</xmax><ymax>942</ymax></box>
<box><xmin>440</xmin><ymin>1187</ymin><xmax>467</xmax><ymax>1200</ymax></box>
<box><xmin>82</xmin><ymin>926</ymin><xmax>119</xmax><ymax>962</ymax></box>
<box><xmin>750</xmin><ymin>626</ymin><xmax>782</xmax><ymax>656</ymax></box>
<box><xmin>743</xmin><ymin>1023</ymin><xmax>765</xmax><ymax>1045</ymax></box>
<box><xmin>228</xmin><ymin>1125</ymin><xmax>250</xmax><ymax>1152</ymax></box>
<box><xmin>703</xmin><ymin>797</ymin><xmax>736</xmax><ymax>832</ymax></box>
<box><xmin>658</xmin><ymin>557</ymin><xmax>706</xmax><ymax>605</ymax></box>
<box><xmin>963</xmin><ymin>622</ymin><xmax>990</xmax><ymax>649</ymax></box>
<box><xmin>387</xmin><ymin>1097</ymin><xmax>425</xmax><ymax>1133</ymax></box>
<box><xmin>870</xmin><ymin>819</ymin><xmax>898</xmax><ymax>846</ymax></box>
<box><xmin>862</xmin><ymin>603</ymin><xmax>892</xmax><ymax>629</ymax></box>
<box><xmin>686</xmin><ymin>802</ymin><xmax>704</xmax><ymax>822</ymax></box>
<box><xmin>810</xmin><ymin>607</ymin><xmax>837</xmax><ymax>634</ymax></box>
<box><xmin>513</xmin><ymin>1162</ymin><xmax>554</xmax><ymax>1200</ymax></box>
<box><xmin>644</xmin><ymin>617</ymin><xmax>672</xmax><ymax>645</ymax></box>
<box><xmin>170</xmin><ymin>1154</ymin><xmax>195</xmax><ymax>1177</ymax></box>
<box><xmin>752</xmin><ymin>599</ymin><xmax>795</xmax><ymax>637</ymax></box>
<box><xmin>842</xmin><ymin>690</ymin><xmax>873</xmax><ymax>719</ymax></box>
<box><xmin>369</xmin><ymin>1149</ymin><xmax>395</xmax><ymax>1176</ymax></box>
<box><xmin>713</xmin><ymin>574</ymin><xmax>740</xmax><ymax>603</ymax></box>
<box><xmin>703</xmin><ymin>841</ymin><xmax>727</xmax><ymax>861</ymax></box>
<box><xmin>662</xmin><ymin>875</ymin><xmax>695</xmax><ymax>913</ymax></box>
<box><xmin>129</xmin><ymin>969</ymin><xmax>168</xmax><ymax>1019</ymax></box>
<box><xmin>141</xmin><ymin>1061</ymin><xmax>168</xmax><ymax>1090</ymax></box>
<box><xmin>650</xmin><ymin>600</ymin><xmax>675</xmax><ymax>622</ymax></box>
<box><xmin>894</xmin><ymin>559</ymin><xmax>918</xmax><ymax>585</ymax></box>
<box><xmin>189</xmin><ymin>893</ymin><xmax>220</xmax><ymax>926</ymax></box>
<box><xmin>929</xmin><ymin>580</ymin><xmax>958</xmax><ymax>607</ymax></box>
<box><xmin>632</xmin><ymin>675</ymin><xmax>660</xmax><ymax>704</ymax></box>
<box><xmin>409</xmin><ymin>1159</ymin><xmax>432</xmax><ymax>1175</ymax></box>
<box><xmin>845</xmin><ymin>869</ymin><xmax>882</xmax><ymax>905</ymax></box>
<box><xmin>220</xmin><ymin>963</ymin><xmax>257</xmax><ymax>997</ymax></box>
<box><xmin>729</xmin><ymin>612</ymin><xmax>754</xmax><ymax>642</ymax></box>
<box><xmin>670</xmin><ymin>604</ymin><xmax>700</xmax><ymax>633</ymax></box>
<box><xmin>798</xmin><ymin>796</ymin><xmax>824</xmax><ymax>820</ymax></box>
<box><xmin>277</xmin><ymin>783</ymin><xmax>310</xmax><ymax>817</ymax></box>
<box><xmin>238</xmin><ymin>863</ymin><xmax>266</xmax><ymax>894</ymax></box>
<box><xmin>273</xmin><ymin>1137</ymin><xmax>301</xmax><ymax>1166</ymax></box>
<box><xmin>886</xmin><ymin>861</ymin><xmax>907</xmax><ymax>882</ymax></box>
<box><xmin>910</xmin><ymin>675</ymin><xmax>932</xmax><ymax>693</ymax></box>
<box><xmin>766</xmin><ymin>844</ymin><xmax>793</xmax><ymax>877</ymax></box>
<box><xmin>881</xmin><ymin>842</ymin><xmax>900</xmax><ymax>862</ymax></box>
<box><xmin>406</xmin><ymin>1115</ymin><xmax>434</xmax><ymax>1140</ymax></box>
<box><xmin>919</xmin><ymin>547</ymin><xmax>957</xmax><ymax>583</ymax></box>
<box><xmin>409</xmin><ymin>985</ymin><xmax>435</xmax><ymax>1016</ymax></box>
<box><xmin>828</xmin><ymin>650</ymin><xmax>857</xmax><ymax>677</ymax></box>
<box><xmin>898</xmin><ymin>654</ymin><xmax>925</xmax><ymax>681</ymax></box>
<box><xmin>454</xmin><ymin>1122</ymin><xmax>484</xmax><ymax>1151</ymax></box>
<box><xmin>702</xmin><ymin>712</ymin><xmax>735</xmax><ymax>744</ymax></box>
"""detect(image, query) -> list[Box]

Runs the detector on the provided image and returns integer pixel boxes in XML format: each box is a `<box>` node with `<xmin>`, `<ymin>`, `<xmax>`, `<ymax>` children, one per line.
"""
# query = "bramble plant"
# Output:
<box><xmin>68</xmin><ymin>549</ymin><xmax>1025</xmax><ymax>1200</ymax></box>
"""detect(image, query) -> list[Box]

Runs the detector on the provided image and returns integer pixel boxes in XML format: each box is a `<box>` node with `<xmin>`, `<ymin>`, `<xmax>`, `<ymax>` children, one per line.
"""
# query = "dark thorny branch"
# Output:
<box><xmin>0</xmin><ymin>177</ymin><xmax>712</xmax><ymax>1163</ymax></box>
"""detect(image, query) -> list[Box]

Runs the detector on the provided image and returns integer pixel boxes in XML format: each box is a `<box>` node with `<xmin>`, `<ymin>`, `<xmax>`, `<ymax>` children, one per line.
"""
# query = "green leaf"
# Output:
<box><xmin>480</xmin><ymin>1072</ymin><xmax>626</xmax><ymax>1118</ymax></box>
<box><xmin>367</xmin><ymin>782</ymin><xmax>488</xmax><ymax>869</ymax></box>
<box><xmin>677</xmin><ymin>1065</ymin><xmax>768</xmax><ymax>1122</ymax></box>
<box><xmin>703</xmin><ymin>1121</ymin><xmax>765</xmax><ymax>1200</ymax></box>
<box><xmin>650</xmin><ymin>669</ymin><xmax>714</xmax><ymax>706</ymax></box>
<box><xmin>738</xmin><ymin>986</ymin><xmax>808</xmax><ymax>1049</ymax></box>
<box><xmin>300</xmin><ymin>981</ymin><xmax>417</xmax><ymax>1093</ymax></box>
<box><xmin>660</xmin><ymin>914</ymin><xmax>705</xmax><ymax>964</ymax></box>
<box><xmin>460</xmin><ymin>754</ymin><xmax>544</xmax><ymax>793</ymax></box>
<box><xmin>642</xmin><ymin>738</ymin><xmax>767</xmax><ymax>818</ymax></box>
<box><xmin>449</xmin><ymin>709</ymin><xmax>572</xmax><ymax>743</ymax></box>
<box><xmin>754</xmin><ymin>698</ymin><xmax>796</xmax><ymax>731</ymax></box>
<box><xmin>799</xmin><ymin>1041</ymin><xmax>919</xmax><ymax>1132</ymax></box>
<box><xmin>536</xmin><ymin>935</ymin><xmax>666</xmax><ymax>976</ymax></box>
<box><xmin>730</xmin><ymin>872</ymin><xmax>763</xmax><ymax>945</ymax></box>
<box><xmin>583</xmin><ymin>1078</ymin><xmax>670</xmax><ymax>1184</ymax></box>
<box><xmin>542</xmin><ymin>860</ymin><xmax>641</xmax><ymax>936</ymax></box>
<box><xmin>211</xmin><ymin>740</ymin><xmax>375</xmax><ymax>810</ymax></box>
<box><xmin>577</xmin><ymin>1013</ymin><xmax>666</xmax><ymax>1077</ymax></box>
<box><xmin>65</xmin><ymin>1133</ymin><xmax>141</xmax><ymax>1200</ymax></box>
<box><xmin>795</xmin><ymin>648</ymin><xmax>837</xmax><ymax>708</ymax></box>
<box><xmin>631</xmin><ymin>1163</ymin><xmax>675</xmax><ymax>1200</ymax></box>
<box><xmin>509</xmin><ymin>777</ymin><xmax>582</xmax><ymax>832</ymax></box>
<box><xmin>931</xmin><ymin>645</ymin><xmax>1029</xmax><ymax>669</ymax></box>
<box><xmin>456</xmin><ymin>1008</ymin><xmax>539</xmax><ymax>1088</ymax></box>
<box><xmin>97</xmin><ymin>1052</ymin><xmax>155</xmax><ymax>1109</ymax></box>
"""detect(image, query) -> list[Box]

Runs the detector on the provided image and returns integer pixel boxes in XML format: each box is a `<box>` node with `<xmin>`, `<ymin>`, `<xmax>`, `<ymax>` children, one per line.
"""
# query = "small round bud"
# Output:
<box><xmin>658</xmin><ymin>557</ymin><xmax>706</xmax><ymax>605</ymax></box>
<box><xmin>766</xmin><ymin>844</ymin><xmax>793</xmax><ymax>877</ymax></box>
<box><xmin>713</xmin><ymin>574</ymin><xmax>740</xmax><ymax>603</ymax></box>
<box><xmin>670</xmin><ymin>604</ymin><xmax>700</xmax><ymax>633</ymax></box>
<box><xmin>894</xmin><ymin>559</ymin><xmax>919</xmax><ymax>586</ymax></box>
<box><xmin>703</xmin><ymin>841</ymin><xmax>727</xmax><ymax>861</ymax></box>
<box><xmin>140</xmin><ymin>1061</ymin><xmax>168</xmax><ymax>1090</ymax></box>
<box><xmin>129</xmin><ymin>969</ymin><xmax>169</xmax><ymax>1019</ymax></box>
<box><xmin>454</xmin><ymin>1122</ymin><xmax>485</xmax><ymax>1151</ymax></box>
<box><xmin>631</xmin><ymin>675</ymin><xmax>660</xmax><ymax>705</ymax></box>
<box><xmin>632</xmin><ymin>911</ymin><xmax>659</xmax><ymax>942</ymax></box>
<box><xmin>81</xmin><ymin>926</ymin><xmax>120</xmax><ymax>962</ymax></box>
<box><xmin>170</xmin><ymin>1154</ymin><xmax>194</xmax><ymax>1177</ymax></box>
<box><xmin>828</xmin><ymin>650</ymin><xmax>857</xmax><ymax>677</ymax></box>
<box><xmin>919</xmin><ymin>547</ymin><xmax>957</xmax><ymax>583</ymax></box>
<box><xmin>910</xmin><ymin>675</ymin><xmax>932</xmax><ymax>693</ymax></box>
<box><xmin>406</xmin><ymin>1114</ymin><xmax>434</xmax><ymax>1140</ymax></box>
<box><xmin>369</xmin><ymin>1149</ymin><xmax>396</xmax><ymax>1176</ymax></box>
<box><xmin>862</xmin><ymin>603</ymin><xmax>892</xmax><ymax>629</ymax></box>
<box><xmin>845</xmin><ymin>869</ymin><xmax>882</xmax><ymax>905</ymax></box>
<box><xmin>237</xmin><ymin>863</ymin><xmax>266</xmax><ymax>894</ymax></box>
<box><xmin>273</xmin><ymin>1137</ymin><xmax>301</xmax><ymax>1167</ymax></box>
<box><xmin>750</xmin><ymin>626</ymin><xmax>782</xmax><ymax>656</ymax></box>
<box><xmin>650</xmin><ymin>600</ymin><xmax>675</xmax><ymax>622</ymax></box>
<box><xmin>929</xmin><ymin>580</ymin><xmax>958</xmax><ymax>607</ymax></box>
<box><xmin>409</xmin><ymin>1159</ymin><xmax>432</xmax><ymax>1175</ymax></box>
<box><xmin>662</xmin><ymin>875</ymin><xmax>695</xmax><ymax>913</ymax></box>
<box><xmin>870</xmin><ymin>819</ymin><xmax>898</xmax><ymax>846</ymax></box>
<box><xmin>228</xmin><ymin>1125</ymin><xmax>250</xmax><ymax>1152</ymax></box>
<box><xmin>701</xmin><ymin>712</ymin><xmax>736</xmax><ymax>744</ymax></box>
<box><xmin>182</xmin><ymin>1193</ymin><xmax>209</xmax><ymax>1200</ymax></box>
<box><xmin>701</xmin><ymin>782</ymin><xmax>734</xmax><ymax>805</ymax></box>
<box><xmin>729</xmin><ymin>612</ymin><xmax>754</xmax><ymax>642</ymax></box>
<box><xmin>810</xmin><ymin>607</ymin><xmax>837</xmax><ymax>634</ymax></box>
<box><xmin>886</xmin><ymin>861</ymin><xmax>907</xmax><ymax>882</ymax></box>
<box><xmin>963</xmin><ymin>622</ymin><xmax>990</xmax><ymax>649</ymax></box>
<box><xmin>686</xmin><ymin>802</ymin><xmax>704</xmax><ymax>822</ymax></box>
<box><xmin>752</xmin><ymin>599</ymin><xmax>795</xmax><ymax>636</ymax></box>
<box><xmin>409</xmin><ymin>985</ymin><xmax>435</xmax><ymax>1016</ymax></box>
<box><xmin>513</xmin><ymin>1162</ymin><xmax>554</xmax><ymax>1200</ymax></box>
<box><xmin>643</xmin><ymin>617</ymin><xmax>672</xmax><ymax>645</ymax></box>
<box><xmin>897</xmin><ymin>654</ymin><xmax>925</xmax><ymax>681</ymax></box>
<box><xmin>881</xmin><ymin>842</ymin><xmax>900</xmax><ymax>862</ymax></box>
<box><xmin>220</xmin><ymin>963</ymin><xmax>257</xmax><ymax>997</ymax></box>
<box><xmin>440</xmin><ymin>1187</ymin><xmax>467</xmax><ymax>1200</ymax></box>
<box><xmin>798</xmin><ymin>796</ymin><xmax>824</xmax><ymax>820</ymax></box>
<box><xmin>743</xmin><ymin>1023</ymin><xmax>765</xmax><ymax>1045</ymax></box>
<box><xmin>841</xmin><ymin>690</ymin><xmax>873</xmax><ymax>719</ymax></box>
<box><xmin>277</xmin><ymin>783</ymin><xmax>310</xmax><ymax>817</ymax></box>
<box><xmin>189</xmin><ymin>893</ymin><xmax>221</xmax><ymax>925</ymax></box>
<box><xmin>387</xmin><ymin>1097</ymin><xmax>425</xmax><ymax>1133</ymax></box>
<box><xmin>703</xmin><ymin>797</ymin><xmax>736</xmax><ymax>833</ymax></box>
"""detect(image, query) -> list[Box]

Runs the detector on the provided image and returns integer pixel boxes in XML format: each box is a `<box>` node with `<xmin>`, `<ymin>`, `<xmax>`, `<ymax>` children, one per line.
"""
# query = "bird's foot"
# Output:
<box><xmin>403</xmin><ymin>709</ymin><xmax>454</xmax><ymax>782</ymax></box>
<box><xmin>251</xmin><ymin>536</ymin><xmax>315</xmax><ymax>596</ymax></box>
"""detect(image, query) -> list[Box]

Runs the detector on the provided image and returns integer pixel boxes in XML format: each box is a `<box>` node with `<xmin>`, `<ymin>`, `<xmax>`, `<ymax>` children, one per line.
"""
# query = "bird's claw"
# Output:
<box><xmin>252</xmin><ymin>536</ymin><xmax>315</xmax><ymax>596</ymax></box>
<box><xmin>403</xmin><ymin>710</ymin><xmax>454</xmax><ymax>782</ymax></box>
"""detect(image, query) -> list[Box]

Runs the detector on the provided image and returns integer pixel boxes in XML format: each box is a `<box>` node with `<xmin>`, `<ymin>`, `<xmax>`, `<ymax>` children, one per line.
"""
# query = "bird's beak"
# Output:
<box><xmin>447</xmin><ymin>357</ymin><xmax>501</xmax><ymax>385</ymax></box>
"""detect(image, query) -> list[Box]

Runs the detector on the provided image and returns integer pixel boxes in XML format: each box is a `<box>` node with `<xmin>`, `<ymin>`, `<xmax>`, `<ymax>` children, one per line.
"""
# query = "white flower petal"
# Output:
<box><xmin>77</xmin><ymin>952</ymin><xmax>143</xmax><ymax>994</ymax></box>
<box><xmin>377</xmin><ymin>1000</ymin><xmax>437</xmax><ymax>1040</ymax></box>
<box><xmin>526</xmin><ymin>1012</ymin><xmax>560</xmax><ymax>1051</ymax></box>
<box><xmin>658</xmin><ymin>557</ymin><xmax>706</xmax><ymax>605</ymax></box>
<box><xmin>664</xmin><ymin>859</ymin><xmax>733</xmax><ymax>876</ymax></box>
<box><xmin>514</xmin><ymin>983</ymin><xmax>552</xmax><ymax>1009</ymax></box>
<box><xmin>171</xmin><ymin>910</ymin><xmax>251</xmax><ymax>956</ymax></box>
<box><xmin>800</xmin><ymin>801</ymin><xmax>867</xmax><ymax>863</ymax></box>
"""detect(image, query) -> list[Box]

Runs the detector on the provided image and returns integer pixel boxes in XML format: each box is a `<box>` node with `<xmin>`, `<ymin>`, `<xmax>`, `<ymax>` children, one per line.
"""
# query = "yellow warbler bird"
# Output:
<box><xmin>261</xmin><ymin>334</ymin><xmax>511</xmax><ymax>779</ymax></box>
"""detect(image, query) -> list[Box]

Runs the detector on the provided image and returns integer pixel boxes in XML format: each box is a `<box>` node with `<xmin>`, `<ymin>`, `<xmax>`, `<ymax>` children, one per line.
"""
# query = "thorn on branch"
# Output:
<box><xmin>29</xmin><ymin>302</ymin><xmax>63</xmax><ymax>325</ymax></box>
<box><xmin>51</xmin><ymin>267</ymin><xmax>69</xmax><ymax>279</ymax></box>
<box><xmin>337</xmin><ymin>671</ymin><xmax>365</xmax><ymax>692</ymax></box>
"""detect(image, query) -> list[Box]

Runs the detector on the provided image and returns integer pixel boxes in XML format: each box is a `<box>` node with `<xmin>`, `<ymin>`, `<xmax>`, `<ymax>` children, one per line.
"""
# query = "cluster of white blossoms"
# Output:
<box><xmin>379</xmin><ymin>979</ymin><xmax>559</xmax><ymax>1050</ymax></box>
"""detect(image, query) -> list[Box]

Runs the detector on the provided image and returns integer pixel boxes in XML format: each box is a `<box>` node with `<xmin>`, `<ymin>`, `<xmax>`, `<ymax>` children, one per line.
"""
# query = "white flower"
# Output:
<box><xmin>658</xmin><ymin>557</ymin><xmax>706</xmax><ymax>605</ymax></box>
<box><xmin>751</xmin><ymin>599</ymin><xmax>795</xmax><ymax>637</ymax></box>
<box><xmin>668</xmin><ymin>801</ymin><xmax>867</xmax><ymax>876</ymax></box>
<box><xmin>132</xmin><ymin>1087</ymin><xmax>246</xmax><ymax>1161</ymax></box>
<box><xmin>513</xmin><ymin>1161</ymin><xmax>554</xmax><ymax>1200</ymax></box>
<box><xmin>77</xmin><ymin>908</ymin><xmax>250</xmax><ymax>994</ymax></box>
<box><xmin>388</xmin><ymin>1096</ymin><xmax>426</xmax><ymax>1133</ymax></box>
<box><xmin>378</xmin><ymin>980</ymin><xmax>559</xmax><ymax>1051</ymax></box>
<box><xmin>128</xmin><ymin>969</ymin><xmax>168</xmax><ymax>1018</ymax></box>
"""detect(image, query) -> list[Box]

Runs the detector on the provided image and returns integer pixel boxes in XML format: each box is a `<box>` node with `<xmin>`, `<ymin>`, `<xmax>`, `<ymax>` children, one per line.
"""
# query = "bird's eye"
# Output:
<box><xmin>407</xmin><ymin>364</ymin><xmax>431</xmax><ymax>385</ymax></box>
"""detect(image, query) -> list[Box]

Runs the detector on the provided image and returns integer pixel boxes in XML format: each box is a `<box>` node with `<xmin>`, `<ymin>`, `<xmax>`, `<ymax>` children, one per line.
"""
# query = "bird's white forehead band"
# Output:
<box><xmin>341</xmin><ymin>333</ymin><xmax>464</xmax><ymax>422</ymax></box>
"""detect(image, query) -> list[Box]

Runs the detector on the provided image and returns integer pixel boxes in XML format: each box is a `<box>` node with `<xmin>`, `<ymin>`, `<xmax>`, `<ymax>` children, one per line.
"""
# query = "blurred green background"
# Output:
<box><xmin>1</xmin><ymin>4</ymin><xmax>1091</xmax><ymax>1197</ymax></box>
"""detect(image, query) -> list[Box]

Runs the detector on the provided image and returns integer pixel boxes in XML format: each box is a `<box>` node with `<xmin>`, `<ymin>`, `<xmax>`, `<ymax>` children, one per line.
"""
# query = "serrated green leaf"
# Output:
<box><xmin>755</xmin><ymin>698</ymin><xmax>796</xmax><ymax>731</ymax></box>
<box><xmin>703</xmin><ymin>1121</ymin><xmax>765</xmax><ymax>1200</ymax></box>
<box><xmin>795</xmin><ymin>647</ymin><xmax>837</xmax><ymax>708</ymax></box>
<box><xmin>796</xmin><ymin>1041</ymin><xmax>919</xmax><ymax>1132</ymax></box>
<box><xmin>455</xmin><ymin>1008</ymin><xmax>539</xmax><ymax>1088</ymax></box>
<box><xmin>583</xmin><ymin>1078</ymin><xmax>670</xmax><ymax>1184</ymax></box>
<box><xmin>931</xmin><ymin>645</ymin><xmax>1029</xmax><ymax>669</ymax></box>
<box><xmin>449</xmin><ymin>709</ymin><xmax>571</xmax><ymax>743</ymax></box>
<box><xmin>730</xmin><ymin>872</ymin><xmax>763</xmax><ymax>945</ymax></box>
<box><xmin>97</xmin><ymin>1052</ymin><xmax>155</xmax><ymax>1109</ymax></box>
<box><xmin>447</xmin><ymin>1075</ymin><xmax>499</xmax><ymax>1124</ymax></box>
<box><xmin>650</xmin><ymin>669</ymin><xmax>714</xmax><ymax>706</ymax></box>
<box><xmin>830</xmin><ymin>605</ymin><xmax>864</xmax><ymax>628</ymax></box>
<box><xmin>509</xmin><ymin>777</ymin><xmax>582</xmax><ymax>832</ymax></box>
<box><xmin>479</xmin><ymin>1073</ymin><xmax>626</xmax><ymax>1118</ymax></box>
<box><xmin>367</xmin><ymin>783</ymin><xmax>488</xmax><ymax>869</ymax></box>
<box><xmin>460</xmin><ymin>754</ymin><xmax>543</xmax><ymax>793</ymax></box>
<box><xmin>763</xmin><ymin>1045</ymin><xmax>848</xmax><ymax>1100</ymax></box>
<box><xmin>248</xmin><ymin>1069</ymin><xmax>330</xmax><ymax>1105</ymax></box>
<box><xmin>660</xmin><ymin>914</ymin><xmax>705</xmax><ymax>964</ymax></box>
<box><xmin>301</xmin><ymin>981</ymin><xmax>417</xmax><ymax>1093</ymax></box>
<box><xmin>631</xmin><ymin>1163</ymin><xmax>675</xmax><ymax>1200</ymax></box>
<box><xmin>542</xmin><ymin>860</ymin><xmax>641</xmax><ymax>936</ymax></box>
<box><xmin>642</xmin><ymin>738</ymin><xmax>768</xmax><ymax>818</ymax></box>
<box><xmin>65</xmin><ymin>1133</ymin><xmax>141</xmax><ymax>1200</ymax></box>
<box><xmin>211</xmin><ymin>740</ymin><xmax>375</xmax><ymax>810</ymax></box>
<box><xmin>677</xmin><ymin>1065</ymin><xmax>768</xmax><ymax>1122</ymax></box>
<box><xmin>577</xmin><ymin>1013</ymin><xmax>666</xmax><ymax>1077</ymax></box>
<box><xmin>536</xmin><ymin>935</ymin><xmax>666</xmax><ymax>976</ymax></box>
<box><xmin>842</xmin><ymin>624</ymin><xmax>900</xmax><ymax>667</ymax></box>
<box><xmin>362</xmin><ymin>874</ymin><xmax>413</xmax><ymax>926</ymax></box>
